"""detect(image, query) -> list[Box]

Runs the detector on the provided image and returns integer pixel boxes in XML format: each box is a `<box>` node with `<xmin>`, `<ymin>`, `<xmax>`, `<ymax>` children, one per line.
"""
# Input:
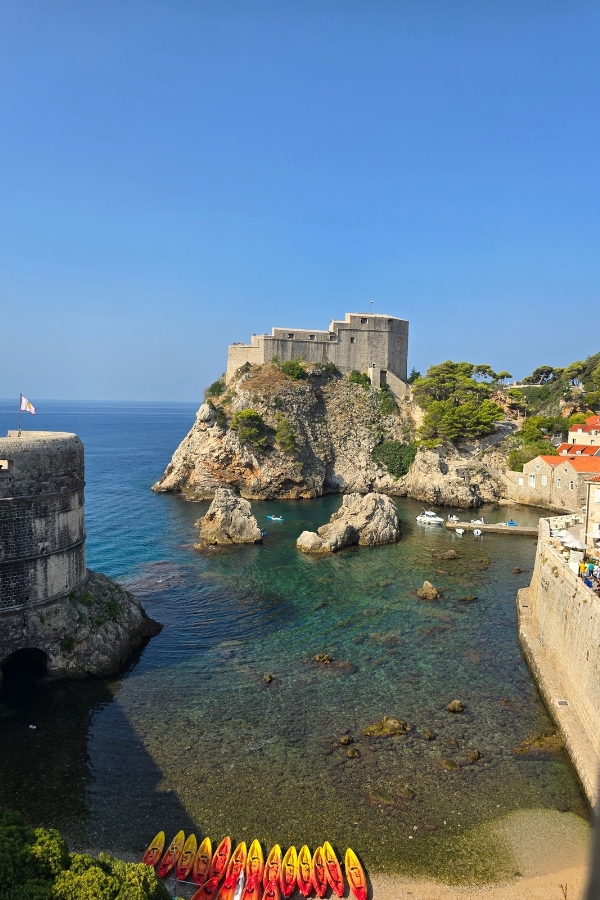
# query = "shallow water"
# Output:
<box><xmin>0</xmin><ymin>400</ymin><xmax>589</xmax><ymax>882</ymax></box>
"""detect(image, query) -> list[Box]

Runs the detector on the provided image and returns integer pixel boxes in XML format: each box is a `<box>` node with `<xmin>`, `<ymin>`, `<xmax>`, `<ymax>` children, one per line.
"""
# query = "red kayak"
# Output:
<box><xmin>192</xmin><ymin>876</ymin><xmax>221</xmax><ymax>900</ymax></box>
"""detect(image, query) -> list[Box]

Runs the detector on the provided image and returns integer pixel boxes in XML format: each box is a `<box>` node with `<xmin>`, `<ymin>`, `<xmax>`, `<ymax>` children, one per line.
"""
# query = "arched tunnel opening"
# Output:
<box><xmin>0</xmin><ymin>648</ymin><xmax>48</xmax><ymax>697</ymax></box>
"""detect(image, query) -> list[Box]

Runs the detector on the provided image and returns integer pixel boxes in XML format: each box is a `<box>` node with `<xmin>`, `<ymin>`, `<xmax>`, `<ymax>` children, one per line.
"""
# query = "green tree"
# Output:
<box><xmin>495</xmin><ymin>371</ymin><xmax>513</xmax><ymax>384</ymax></box>
<box><xmin>473</xmin><ymin>364</ymin><xmax>497</xmax><ymax>382</ymax></box>
<box><xmin>406</xmin><ymin>367</ymin><xmax>421</xmax><ymax>384</ymax></box>
<box><xmin>522</xmin><ymin>365</ymin><xmax>555</xmax><ymax>385</ymax></box>
<box><xmin>230</xmin><ymin>409</ymin><xmax>267</xmax><ymax>449</ymax></box>
<box><xmin>564</xmin><ymin>361</ymin><xmax>586</xmax><ymax>386</ymax></box>
<box><xmin>419</xmin><ymin>399</ymin><xmax>502</xmax><ymax>443</ymax></box>
<box><xmin>203</xmin><ymin>375</ymin><xmax>226</xmax><ymax>399</ymax></box>
<box><xmin>274</xmin><ymin>414</ymin><xmax>296</xmax><ymax>452</ymax></box>
<box><xmin>411</xmin><ymin>361</ymin><xmax>493</xmax><ymax>407</ymax></box>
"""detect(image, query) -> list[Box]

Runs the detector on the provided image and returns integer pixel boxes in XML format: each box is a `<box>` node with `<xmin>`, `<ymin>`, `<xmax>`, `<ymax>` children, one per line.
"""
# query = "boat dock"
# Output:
<box><xmin>445</xmin><ymin>522</ymin><xmax>538</xmax><ymax>537</ymax></box>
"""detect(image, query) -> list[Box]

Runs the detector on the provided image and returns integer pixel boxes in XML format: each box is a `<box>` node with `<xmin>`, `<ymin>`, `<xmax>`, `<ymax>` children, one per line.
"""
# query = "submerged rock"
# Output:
<box><xmin>195</xmin><ymin>487</ymin><xmax>263</xmax><ymax>545</ymax></box>
<box><xmin>457</xmin><ymin>595</ymin><xmax>478</xmax><ymax>603</ymax></box>
<box><xmin>514</xmin><ymin>728</ymin><xmax>563</xmax><ymax>755</ymax></box>
<box><xmin>416</xmin><ymin>581</ymin><xmax>441</xmax><ymax>601</ymax></box>
<box><xmin>431</xmin><ymin>549</ymin><xmax>458</xmax><ymax>560</ymax></box>
<box><xmin>363</xmin><ymin>715</ymin><xmax>410</xmax><ymax>737</ymax></box>
<box><xmin>446</xmin><ymin>699</ymin><xmax>464</xmax><ymax>713</ymax></box>
<box><xmin>296</xmin><ymin>492</ymin><xmax>401</xmax><ymax>554</ymax></box>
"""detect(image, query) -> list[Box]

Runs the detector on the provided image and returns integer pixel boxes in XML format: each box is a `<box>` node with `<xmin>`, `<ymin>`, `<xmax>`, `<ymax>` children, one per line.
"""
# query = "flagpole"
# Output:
<box><xmin>18</xmin><ymin>394</ymin><xmax>22</xmax><ymax>437</ymax></box>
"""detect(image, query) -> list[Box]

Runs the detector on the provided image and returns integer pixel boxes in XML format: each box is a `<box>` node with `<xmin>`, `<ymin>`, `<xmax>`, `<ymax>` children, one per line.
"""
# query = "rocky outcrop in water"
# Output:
<box><xmin>0</xmin><ymin>571</ymin><xmax>161</xmax><ymax>686</ymax></box>
<box><xmin>152</xmin><ymin>363</ymin><xmax>510</xmax><ymax>507</ymax></box>
<box><xmin>296</xmin><ymin>492</ymin><xmax>401</xmax><ymax>554</ymax></box>
<box><xmin>195</xmin><ymin>487</ymin><xmax>262</xmax><ymax>545</ymax></box>
<box><xmin>416</xmin><ymin>581</ymin><xmax>441</xmax><ymax>601</ymax></box>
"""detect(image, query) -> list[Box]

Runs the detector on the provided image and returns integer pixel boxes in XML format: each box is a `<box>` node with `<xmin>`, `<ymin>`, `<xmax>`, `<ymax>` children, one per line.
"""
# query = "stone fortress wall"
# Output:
<box><xmin>226</xmin><ymin>312</ymin><xmax>409</xmax><ymax>392</ymax></box>
<box><xmin>0</xmin><ymin>431</ymin><xmax>86</xmax><ymax>613</ymax></box>
<box><xmin>517</xmin><ymin>514</ymin><xmax>600</xmax><ymax>805</ymax></box>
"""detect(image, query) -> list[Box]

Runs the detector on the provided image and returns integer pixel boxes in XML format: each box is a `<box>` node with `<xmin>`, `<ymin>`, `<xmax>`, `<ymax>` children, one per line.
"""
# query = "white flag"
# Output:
<box><xmin>20</xmin><ymin>395</ymin><xmax>36</xmax><ymax>415</ymax></box>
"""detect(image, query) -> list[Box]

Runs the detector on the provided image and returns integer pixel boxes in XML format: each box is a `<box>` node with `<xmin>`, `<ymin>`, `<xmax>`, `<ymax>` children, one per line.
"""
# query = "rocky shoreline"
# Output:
<box><xmin>153</xmin><ymin>364</ymin><xmax>510</xmax><ymax>508</ymax></box>
<box><xmin>0</xmin><ymin>570</ymin><xmax>161</xmax><ymax>687</ymax></box>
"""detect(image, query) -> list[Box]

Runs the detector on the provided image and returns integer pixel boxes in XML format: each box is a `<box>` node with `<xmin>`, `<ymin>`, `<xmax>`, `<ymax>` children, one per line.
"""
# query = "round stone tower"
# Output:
<box><xmin>0</xmin><ymin>431</ymin><xmax>86</xmax><ymax>612</ymax></box>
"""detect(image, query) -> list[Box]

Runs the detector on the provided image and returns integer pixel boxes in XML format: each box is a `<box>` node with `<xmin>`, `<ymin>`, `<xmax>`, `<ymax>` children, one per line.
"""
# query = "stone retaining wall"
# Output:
<box><xmin>518</xmin><ymin>516</ymin><xmax>600</xmax><ymax>805</ymax></box>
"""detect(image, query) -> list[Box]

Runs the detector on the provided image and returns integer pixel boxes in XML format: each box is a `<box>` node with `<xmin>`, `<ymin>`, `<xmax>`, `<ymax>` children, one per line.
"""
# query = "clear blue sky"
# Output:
<box><xmin>1</xmin><ymin>1</ymin><xmax>598</xmax><ymax>401</ymax></box>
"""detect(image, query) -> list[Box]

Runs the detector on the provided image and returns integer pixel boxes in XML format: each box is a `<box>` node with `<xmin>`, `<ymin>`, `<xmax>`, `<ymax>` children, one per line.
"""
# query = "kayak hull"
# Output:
<box><xmin>345</xmin><ymin>847</ymin><xmax>368</xmax><ymax>900</ymax></box>
<box><xmin>280</xmin><ymin>846</ymin><xmax>297</xmax><ymax>898</ymax></box>
<box><xmin>311</xmin><ymin>846</ymin><xmax>327</xmax><ymax>899</ymax></box>
<box><xmin>194</xmin><ymin>837</ymin><xmax>213</xmax><ymax>886</ymax></box>
<box><xmin>192</xmin><ymin>876</ymin><xmax>221</xmax><ymax>900</ymax></box>
<box><xmin>158</xmin><ymin>830</ymin><xmax>185</xmax><ymax>878</ymax></box>
<box><xmin>323</xmin><ymin>841</ymin><xmax>344</xmax><ymax>898</ymax></box>
<box><xmin>297</xmin><ymin>845</ymin><xmax>312</xmax><ymax>897</ymax></box>
<box><xmin>177</xmin><ymin>833</ymin><xmax>198</xmax><ymax>881</ymax></box>
<box><xmin>263</xmin><ymin>844</ymin><xmax>282</xmax><ymax>890</ymax></box>
<box><xmin>141</xmin><ymin>831</ymin><xmax>165</xmax><ymax>868</ymax></box>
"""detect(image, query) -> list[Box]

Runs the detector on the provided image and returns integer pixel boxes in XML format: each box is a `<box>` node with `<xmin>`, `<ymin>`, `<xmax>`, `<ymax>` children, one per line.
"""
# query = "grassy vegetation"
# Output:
<box><xmin>203</xmin><ymin>374</ymin><xmax>226</xmax><ymax>400</ymax></box>
<box><xmin>348</xmin><ymin>370</ymin><xmax>371</xmax><ymax>390</ymax></box>
<box><xmin>0</xmin><ymin>807</ymin><xmax>170</xmax><ymax>900</ymax></box>
<box><xmin>371</xmin><ymin>441</ymin><xmax>417</xmax><ymax>478</ymax></box>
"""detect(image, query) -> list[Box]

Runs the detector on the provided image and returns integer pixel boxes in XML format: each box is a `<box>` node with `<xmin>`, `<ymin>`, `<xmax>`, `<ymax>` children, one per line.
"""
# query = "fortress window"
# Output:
<box><xmin>387</xmin><ymin>319</ymin><xmax>393</xmax><ymax>324</ymax></box>
<box><xmin>396</xmin><ymin>337</ymin><xmax>403</xmax><ymax>346</ymax></box>
<box><xmin>329</xmin><ymin>333</ymin><xmax>336</xmax><ymax>341</ymax></box>
<box><xmin>308</xmin><ymin>334</ymin><xmax>315</xmax><ymax>340</ymax></box>
<box><xmin>360</xmin><ymin>317</ymin><xmax>368</xmax><ymax>324</ymax></box>
<box><xmin>287</xmin><ymin>333</ymin><xmax>294</xmax><ymax>339</ymax></box>
<box><xmin>350</xmin><ymin>337</ymin><xmax>355</xmax><ymax>344</ymax></box>
<box><xmin>0</xmin><ymin>459</ymin><xmax>12</xmax><ymax>472</ymax></box>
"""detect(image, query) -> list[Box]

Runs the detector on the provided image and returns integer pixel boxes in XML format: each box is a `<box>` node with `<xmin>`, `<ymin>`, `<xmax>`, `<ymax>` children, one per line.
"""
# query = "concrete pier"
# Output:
<box><xmin>445</xmin><ymin>521</ymin><xmax>538</xmax><ymax>536</ymax></box>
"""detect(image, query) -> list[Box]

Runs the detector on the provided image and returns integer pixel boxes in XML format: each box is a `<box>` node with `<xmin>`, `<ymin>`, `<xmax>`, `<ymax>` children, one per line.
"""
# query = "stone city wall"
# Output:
<box><xmin>0</xmin><ymin>431</ymin><xmax>86</xmax><ymax>612</ymax></box>
<box><xmin>517</xmin><ymin>515</ymin><xmax>600</xmax><ymax>804</ymax></box>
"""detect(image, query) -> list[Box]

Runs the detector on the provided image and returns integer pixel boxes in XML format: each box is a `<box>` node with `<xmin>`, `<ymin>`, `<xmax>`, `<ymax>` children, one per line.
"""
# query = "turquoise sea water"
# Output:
<box><xmin>0</xmin><ymin>400</ymin><xmax>588</xmax><ymax>882</ymax></box>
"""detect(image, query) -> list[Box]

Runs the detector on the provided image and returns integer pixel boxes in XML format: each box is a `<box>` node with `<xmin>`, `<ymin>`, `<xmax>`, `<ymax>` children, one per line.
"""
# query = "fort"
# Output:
<box><xmin>0</xmin><ymin>430</ymin><xmax>159</xmax><ymax>688</ymax></box>
<box><xmin>226</xmin><ymin>311</ymin><xmax>409</xmax><ymax>395</ymax></box>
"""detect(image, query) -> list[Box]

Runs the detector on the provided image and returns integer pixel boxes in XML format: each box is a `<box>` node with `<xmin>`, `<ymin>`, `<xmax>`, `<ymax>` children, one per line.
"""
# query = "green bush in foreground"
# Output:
<box><xmin>371</xmin><ymin>441</ymin><xmax>417</xmax><ymax>479</ymax></box>
<box><xmin>0</xmin><ymin>808</ymin><xmax>170</xmax><ymax>900</ymax></box>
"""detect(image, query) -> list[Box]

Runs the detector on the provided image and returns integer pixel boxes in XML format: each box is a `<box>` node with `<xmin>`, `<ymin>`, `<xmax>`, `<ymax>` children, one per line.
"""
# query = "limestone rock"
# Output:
<box><xmin>416</xmin><ymin>581</ymin><xmax>441</xmax><ymax>601</ymax></box>
<box><xmin>0</xmin><ymin>570</ymin><xmax>161</xmax><ymax>684</ymax></box>
<box><xmin>363</xmin><ymin>715</ymin><xmax>410</xmax><ymax>737</ymax></box>
<box><xmin>196</xmin><ymin>488</ymin><xmax>262</xmax><ymax>545</ymax></box>
<box><xmin>297</xmin><ymin>492</ymin><xmax>401</xmax><ymax>554</ymax></box>
<box><xmin>446</xmin><ymin>699</ymin><xmax>464</xmax><ymax>713</ymax></box>
<box><xmin>432</xmin><ymin>549</ymin><xmax>458</xmax><ymax>560</ymax></box>
<box><xmin>296</xmin><ymin>531</ymin><xmax>326</xmax><ymax>553</ymax></box>
<box><xmin>393</xmin><ymin>443</ymin><xmax>506</xmax><ymax>508</ymax></box>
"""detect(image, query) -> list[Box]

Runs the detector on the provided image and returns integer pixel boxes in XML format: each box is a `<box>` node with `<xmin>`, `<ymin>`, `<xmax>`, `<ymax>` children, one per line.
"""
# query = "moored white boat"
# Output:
<box><xmin>455</xmin><ymin>528</ymin><xmax>464</xmax><ymax>535</ymax></box>
<box><xmin>473</xmin><ymin>528</ymin><xmax>483</xmax><ymax>537</ymax></box>
<box><xmin>447</xmin><ymin>514</ymin><xmax>460</xmax><ymax>523</ymax></box>
<box><xmin>416</xmin><ymin>509</ymin><xmax>444</xmax><ymax>526</ymax></box>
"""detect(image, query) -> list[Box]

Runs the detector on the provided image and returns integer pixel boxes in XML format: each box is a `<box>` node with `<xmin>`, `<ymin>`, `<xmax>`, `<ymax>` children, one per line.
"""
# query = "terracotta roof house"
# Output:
<box><xmin>556</xmin><ymin>442</ymin><xmax>600</xmax><ymax>457</ymax></box>
<box><xmin>568</xmin><ymin>415</ymin><xmax>600</xmax><ymax>447</ymax></box>
<box><xmin>505</xmin><ymin>453</ymin><xmax>600</xmax><ymax>512</ymax></box>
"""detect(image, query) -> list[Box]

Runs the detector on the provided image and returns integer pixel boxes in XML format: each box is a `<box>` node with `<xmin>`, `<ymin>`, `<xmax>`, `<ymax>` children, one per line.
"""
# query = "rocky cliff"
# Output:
<box><xmin>153</xmin><ymin>363</ymin><xmax>510</xmax><ymax>507</ymax></box>
<box><xmin>0</xmin><ymin>571</ymin><xmax>161</xmax><ymax>686</ymax></box>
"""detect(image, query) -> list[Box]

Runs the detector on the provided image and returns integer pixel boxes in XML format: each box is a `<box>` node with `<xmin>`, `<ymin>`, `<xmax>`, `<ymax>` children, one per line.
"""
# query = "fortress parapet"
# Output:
<box><xmin>0</xmin><ymin>431</ymin><xmax>86</xmax><ymax>613</ymax></box>
<box><xmin>226</xmin><ymin>312</ymin><xmax>409</xmax><ymax>394</ymax></box>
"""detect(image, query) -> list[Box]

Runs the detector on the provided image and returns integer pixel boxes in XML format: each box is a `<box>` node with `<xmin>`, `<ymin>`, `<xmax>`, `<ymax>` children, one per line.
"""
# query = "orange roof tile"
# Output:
<box><xmin>539</xmin><ymin>456</ymin><xmax>600</xmax><ymax>472</ymax></box>
<box><xmin>557</xmin><ymin>443</ymin><xmax>600</xmax><ymax>456</ymax></box>
<box><xmin>587</xmin><ymin>475</ymin><xmax>600</xmax><ymax>483</ymax></box>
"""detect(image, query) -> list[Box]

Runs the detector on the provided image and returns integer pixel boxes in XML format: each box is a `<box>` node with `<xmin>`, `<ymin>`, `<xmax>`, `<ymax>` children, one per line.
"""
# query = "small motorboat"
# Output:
<box><xmin>416</xmin><ymin>509</ymin><xmax>444</xmax><ymax>525</ymax></box>
<box><xmin>507</xmin><ymin>519</ymin><xmax>518</xmax><ymax>527</ymax></box>
<box><xmin>447</xmin><ymin>514</ymin><xmax>459</xmax><ymax>523</ymax></box>
<box><xmin>470</xmin><ymin>518</ymin><xmax>484</xmax><ymax>525</ymax></box>
<box><xmin>455</xmin><ymin>528</ymin><xmax>464</xmax><ymax>536</ymax></box>
<box><xmin>266</xmin><ymin>515</ymin><xmax>284</xmax><ymax>522</ymax></box>
<box><xmin>473</xmin><ymin>529</ymin><xmax>483</xmax><ymax>537</ymax></box>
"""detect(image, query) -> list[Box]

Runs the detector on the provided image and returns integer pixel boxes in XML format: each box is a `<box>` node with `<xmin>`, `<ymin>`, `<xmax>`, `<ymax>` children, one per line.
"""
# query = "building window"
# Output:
<box><xmin>287</xmin><ymin>333</ymin><xmax>294</xmax><ymax>339</ymax></box>
<box><xmin>594</xmin><ymin>489</ymin><xmax>600</xmax><ymax>503</ymax></box>
<box><xmin>535</xmin><ymin>464</ymin><xmax>540</xmax><ymax>470</ymax></box>
<box><xmin>557</xmin><ymin>478</ymin><xmax>562</xmax><ymax>488</ymax></box>
<box><xmin>541</xmin><ymin>475</ymin><xmax>547</xmax><ymax>486</ymax></box>
<box><xmin>0</xmin><ymin>459</ymin><xmax>11</xmax><ymax>472</ymax></box>
<box><xmin>528</xmin><ymin>474</ymin><xmax>535</xmax><ymax>487</ymax></box>
<box><xmin>308</xmin><ymin>335</ymin><xmax>315</xmax><ymax>341</ymax></box>
<box><xmin>360</xmin><ymin>317</ymin><xmax>368</xmax><ymax>324</ymax></box>
<box><xmin>518</xmin><ymin>476</ymin><xmax>524</xmax><ymax>486</ymax></box>
<box><xmin>329</xmin><ymin>333</ymin><xmax>336</xmax><ymax>341</ymax></box>
<box><xmin>569</xmin><ymin>481</ymin><xmax>574</xmax><ymax>490</ymax></box>
<box><xmin>350</xmin><ymin>337</ymin><xmax>355</xmax><ymax>344</ymax></box>
<box><xmin>387</xmin><ymin>319</ymin><xmax>393</xmax><ymax>324</ymax></box>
